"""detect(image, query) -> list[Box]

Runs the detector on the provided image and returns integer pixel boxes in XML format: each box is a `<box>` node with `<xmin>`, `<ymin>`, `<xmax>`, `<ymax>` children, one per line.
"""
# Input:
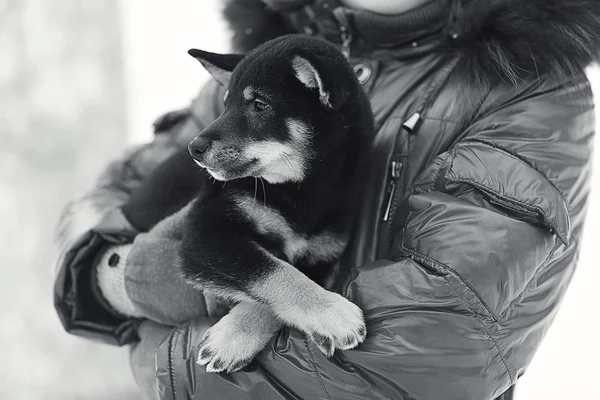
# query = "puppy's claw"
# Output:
<box><xmin>200</xmin><ymin>348</ymin><xmax>255</xmax><ymax>374</ymax></box>
<box><xmin>208</xmin><ymin>358</ymin><xmax>226</xmax><ymax>373</ymax></box>
<box><xmin>303</xmin><ymin>293</ymin><xmax>367</xmax><ymax>356</ymax></box>
<box><xmin>197</xmin><ymin>351</ymin><xmax>211</xmax><ymax>366</ymax></box>
<box><xmin>206</xmin><ymin>362</ymin><xmax>223</xmax><ymax>373</ymax></box>
<box><xmin>310</xmin><ymin>333</ymin><xmax>335</xmax><ymax>357</ymax></box>
<box><xmin>228</xmin><ymin>358</ymin><xmax>253</xmax><ymax>373</ymax></box>
<box><xmin>196</xmin><ymin>308</ymin><xmax>274</xmax><ymax>373</ymax></box>
<box><xmin>197</xmin><ymin>344</ymin><xmax>214</xmax><ymax>366</ymax></box>
<box><xmin>338</xmin><ymin>335</ymin><xmax>359</xmax><ymax>350</ymax></box>
<box><xmin>197</xmin><ymin>333</ymin><xmax>210</xmax><ymax>350</ymax></box>
<box><xmin>358</xmin><ymin>324</ymin><xmax>367</xmax><ymax>340</ymax></box>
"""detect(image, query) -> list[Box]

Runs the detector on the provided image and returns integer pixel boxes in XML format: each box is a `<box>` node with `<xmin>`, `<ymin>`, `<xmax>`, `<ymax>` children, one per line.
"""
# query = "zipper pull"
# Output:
<box><xmin>333</xmin><ymin>7</ymin><xmax>353</xmax><ymax>60</ymax></box>
<box><xmin>383</xmin><ymin>161</ymin><xmax>402</xmax><ymax>221</ymax></box>
<box><xmin>402</xmin><ymin>112</ymin><xmax>421</xmax><ymax>133</ymax></box>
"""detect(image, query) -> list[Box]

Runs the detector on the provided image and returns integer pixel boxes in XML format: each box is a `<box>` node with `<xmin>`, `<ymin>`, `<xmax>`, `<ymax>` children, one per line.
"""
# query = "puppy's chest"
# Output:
<box><xmin>233</xmin><ymin>195</ymin><xmax>348</xmax><ymax>265</ymax></box>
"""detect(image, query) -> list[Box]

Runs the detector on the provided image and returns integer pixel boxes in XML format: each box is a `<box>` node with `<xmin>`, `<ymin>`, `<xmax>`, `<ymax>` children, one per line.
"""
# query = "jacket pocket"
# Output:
<box><xmin>398</xmin><ymin>141</ymin><xmax>571</xmax><ymax>321</ymax></box>
<box><xmin>445</xmin><ymin>141</ymin><xmax>571</xmax><ymax>246</ymax></box>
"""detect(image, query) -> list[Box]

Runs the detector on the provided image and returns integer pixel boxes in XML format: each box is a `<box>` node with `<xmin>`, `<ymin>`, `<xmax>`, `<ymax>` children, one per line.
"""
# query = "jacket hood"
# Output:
<box><xmin>222</xmin><ymin>0</ymin><xmax>600</xmax><ymax>83</ymax></box>
<box><xmin>453</xmin><ymin>0</ymin><xmax>600</xmax><ymax>84</ymax></box>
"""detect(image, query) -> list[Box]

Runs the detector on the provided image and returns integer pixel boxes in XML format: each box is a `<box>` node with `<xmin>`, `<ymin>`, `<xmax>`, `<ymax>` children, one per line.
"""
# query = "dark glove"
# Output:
<box><xmin>96</xmin><ymin>203</ymin><xmax>228</xmax><ymax>326</ymax></box>
<box><xmin>121</xmin><ymin>147</ymin><xmax>204</xmax><ymax>232</ymax></box>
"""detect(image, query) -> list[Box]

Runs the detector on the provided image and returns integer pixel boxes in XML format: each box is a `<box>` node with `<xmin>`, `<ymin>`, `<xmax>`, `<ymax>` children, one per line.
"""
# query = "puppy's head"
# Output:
<box><xmin>187</xmin><ymin>35</ymin><xmax>359</xmax><ymax>183</ymax></box>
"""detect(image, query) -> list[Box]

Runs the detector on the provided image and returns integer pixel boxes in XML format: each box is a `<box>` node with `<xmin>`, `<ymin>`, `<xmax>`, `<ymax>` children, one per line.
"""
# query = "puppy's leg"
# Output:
<box><xmin>181</xmin><ymin>226</ymin><xmax>364</xmax><ymax>362</ymax></box>
<box><xmin>197</xmin><ymin>300</ymin><xmax>282</xmax><ymax>373</ymax></box>
<box><xmin>249</xmin><ymin>249</ymin><xmax>366</xmax><ymax>358</ymax></box>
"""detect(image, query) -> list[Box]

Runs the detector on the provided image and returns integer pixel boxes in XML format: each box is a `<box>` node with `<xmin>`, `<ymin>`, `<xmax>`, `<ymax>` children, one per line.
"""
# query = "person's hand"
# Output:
<box><xmin>152</xmin><ymin>107</ymin><xmax>191</xmax><ymax>134</ymax></box>
<box><xmin>121</xmin><ymin>147</ymin><xmax>203</xmax><ymax>232</ymax></box>
<box><xmin>128</xmin><ymin>202</ymin><xmax>230</xmax><ymax>322</ymax></box>
<box><xmin>97</xmin><ymin>202</ymin><xmax>228</xmax><ymax>326</ymax></box>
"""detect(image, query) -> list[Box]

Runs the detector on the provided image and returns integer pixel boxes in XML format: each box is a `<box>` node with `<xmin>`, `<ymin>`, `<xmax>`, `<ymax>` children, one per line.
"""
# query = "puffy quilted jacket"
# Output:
<box><xmin>54</xmin><ymin>0</ymin><xmax>600</xmax><ymax>399</ymax></box>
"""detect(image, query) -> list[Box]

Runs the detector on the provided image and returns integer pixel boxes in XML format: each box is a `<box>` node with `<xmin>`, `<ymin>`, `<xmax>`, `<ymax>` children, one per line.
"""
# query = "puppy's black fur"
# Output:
<box><xmin>182</xmin><ymin>35</ymin><xmax>373</xmax><ymax>289</ymax></box>
<box><xmin>127</xmin><ymin>35</ymin><xmax>373</xmax><ymax>372</ymax></box>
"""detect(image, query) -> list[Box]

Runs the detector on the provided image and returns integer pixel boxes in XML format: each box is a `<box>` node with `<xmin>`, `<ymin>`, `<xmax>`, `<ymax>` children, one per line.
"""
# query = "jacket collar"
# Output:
<box><xmin>223</xmin><ymin>0</ymin><xmax>600</xmax><ymax>82</ymax></box>
<box><xmin>263</xmin><ymin>0</ymin><xmax>449</xmax><ymax>46</ymax></box>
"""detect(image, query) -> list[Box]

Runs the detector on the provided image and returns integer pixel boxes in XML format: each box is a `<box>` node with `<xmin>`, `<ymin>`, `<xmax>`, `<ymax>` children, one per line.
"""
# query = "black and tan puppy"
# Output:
<box><xmin>132</xmin><ymin>34</ymin><xmax>374</xmax><ymax>373</ymax></box>
<box><xmin>182</xmin><ymin>34</ymin><xmax>374</xmax><ymax>373</ymax></box>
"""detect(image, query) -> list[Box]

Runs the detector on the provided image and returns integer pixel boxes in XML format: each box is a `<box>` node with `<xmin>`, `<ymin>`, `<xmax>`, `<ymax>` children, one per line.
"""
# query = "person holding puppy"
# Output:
<box><xmin>54</xmin><ymin>1</ymin><xmax>599</xmax><ymax>399</ymax></box>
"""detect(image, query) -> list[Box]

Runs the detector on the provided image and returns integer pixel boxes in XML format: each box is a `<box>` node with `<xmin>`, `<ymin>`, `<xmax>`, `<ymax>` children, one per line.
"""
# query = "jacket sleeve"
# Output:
<box><xmin>53</xmin><ymin>80</ymin><xmax>225</xmax><ymax>346</ymax></box>
<box><xmin>152</xmin><ymin>77</ymin><xmax>594</xmax><ymax>399</ymax></box>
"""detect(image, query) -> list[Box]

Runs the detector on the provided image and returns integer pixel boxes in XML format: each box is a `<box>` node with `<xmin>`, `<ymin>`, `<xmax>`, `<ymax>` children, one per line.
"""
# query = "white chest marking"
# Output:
<box><xmin>234</xmin><ymin>195</ymin><xmax>347</xmax><ymax>264</ymax></box>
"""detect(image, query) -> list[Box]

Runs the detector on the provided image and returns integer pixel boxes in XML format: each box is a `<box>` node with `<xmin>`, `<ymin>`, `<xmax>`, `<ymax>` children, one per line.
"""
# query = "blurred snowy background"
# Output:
<box><xmin>0</xmin><ymin>1</ymin><xmax>598</xmax><ymax>399</ymax></box>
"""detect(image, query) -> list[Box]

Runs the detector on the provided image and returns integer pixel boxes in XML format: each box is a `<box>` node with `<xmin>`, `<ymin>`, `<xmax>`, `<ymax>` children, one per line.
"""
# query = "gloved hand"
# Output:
<box><xmin>95</xmin><ymin>202</ymin><xmax>228</xmax><ymax>326</ymax></box>
<box><xmin>152</xmin><ymin>107</ymin><xmax>191</xmax><ymax>134</ymax></box>
<box><xmin>120</xmin><ymin>147</ymin><xmax>204</xmax><ymax>233</ymax></box>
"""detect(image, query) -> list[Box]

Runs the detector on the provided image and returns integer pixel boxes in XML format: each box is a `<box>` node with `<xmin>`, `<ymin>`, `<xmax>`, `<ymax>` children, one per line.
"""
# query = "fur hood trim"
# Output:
<box><xmin>451</xmin><ymin>0</ymin><xmax>600</xmax><ymax>83</ymax></box>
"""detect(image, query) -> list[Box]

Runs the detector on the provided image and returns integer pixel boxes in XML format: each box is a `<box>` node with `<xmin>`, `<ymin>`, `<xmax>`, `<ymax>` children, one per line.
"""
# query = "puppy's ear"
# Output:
<box><xmin>188</xmin><ymin>49</ymin><xmax>244</xmax><ymax>87</ymax></box>
<box><xmin>291</xmin><ymin>50</ymin><xmax>349</xmax><ymax>110</ymax></box>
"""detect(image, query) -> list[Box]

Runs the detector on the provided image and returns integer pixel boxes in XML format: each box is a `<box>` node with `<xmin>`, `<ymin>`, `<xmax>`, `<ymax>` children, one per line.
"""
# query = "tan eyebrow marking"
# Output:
<box><xmin>243</xmin><ymin>86</ymin><xmax>273</xmax><ymax>103</ymax></box>
<box><xmin>243</xmin><ymin>86</ymin><xmax>254</xmax><ymax>101</ymax></box>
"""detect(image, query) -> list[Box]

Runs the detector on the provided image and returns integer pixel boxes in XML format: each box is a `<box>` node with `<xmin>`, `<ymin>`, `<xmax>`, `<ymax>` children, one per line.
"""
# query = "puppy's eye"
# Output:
<box><xmin>253</xmin><ymin>99</ymin><xmax>270</xmax><ymax>112</ymax></box>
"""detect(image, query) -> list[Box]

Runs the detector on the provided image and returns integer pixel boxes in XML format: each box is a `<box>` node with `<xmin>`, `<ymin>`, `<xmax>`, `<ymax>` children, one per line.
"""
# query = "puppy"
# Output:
<box><xmin>155</xmin><ymin>34</ymin><xmax>374</xmax><ymax>373</ymax></box>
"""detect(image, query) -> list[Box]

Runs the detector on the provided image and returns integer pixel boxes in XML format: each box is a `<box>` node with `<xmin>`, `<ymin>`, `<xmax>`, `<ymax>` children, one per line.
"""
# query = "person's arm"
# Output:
<box><xmin>53</xmin><ymin>80</ymin><xmax>225</xmax><ymax>345</ymax></box>
<box><xmin>139</xmin><ymin>77</ymin><xmax>593</xmax><ymax>399</ymax></box>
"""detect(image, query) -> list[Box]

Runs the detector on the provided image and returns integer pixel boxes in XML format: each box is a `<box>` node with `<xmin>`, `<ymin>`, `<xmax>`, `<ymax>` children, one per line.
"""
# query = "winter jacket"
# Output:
<box><xmin>54</xmin><ymin>0</ymin><xmax>599</xmax><ymax>399</ymax></box>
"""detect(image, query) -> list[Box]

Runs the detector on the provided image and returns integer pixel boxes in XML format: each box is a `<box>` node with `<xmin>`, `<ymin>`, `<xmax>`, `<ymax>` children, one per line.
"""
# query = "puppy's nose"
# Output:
<box><xmin>188</xmin><ymin>136</ymin><xmax>212</xmax><ymax>160</ymax></box>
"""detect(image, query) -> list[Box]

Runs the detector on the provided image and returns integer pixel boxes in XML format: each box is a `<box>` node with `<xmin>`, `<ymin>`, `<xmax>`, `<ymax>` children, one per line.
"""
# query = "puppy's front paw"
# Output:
<box><xmin>196</xmin><ymin>313</ymin><xmax>272</xmax><ymax>374</ymax></box>
<box><xmin>306</xmin><ymin>293</ymin><xmax>366</xmax><ymax>357</ymax></box>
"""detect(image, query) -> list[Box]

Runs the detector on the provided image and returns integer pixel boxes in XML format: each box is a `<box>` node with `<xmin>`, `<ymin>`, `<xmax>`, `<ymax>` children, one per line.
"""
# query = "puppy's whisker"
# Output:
<box><xmin>254</xmin><ymin>177</ymin><xmax>258</xmax><ymax>205</ymax></box>
<box><xmin>281</xmin><ymin>152</ymin><xmax>297</xmax><ymax>176</ymax></box>
<box><xmin>259</xmin><ymin>177</ymin><xmax>267</xmax><ymax>206</ymax></box>
<box><xmin>281</xmin><ymin>154</ymin><xmax>294</xmax><ymax>171</ymax></box>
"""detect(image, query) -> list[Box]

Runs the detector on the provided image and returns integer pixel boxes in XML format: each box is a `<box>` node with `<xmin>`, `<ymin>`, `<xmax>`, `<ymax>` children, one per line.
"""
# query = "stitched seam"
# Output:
<box><xmin>402</xmin><ymin>184</ymin><xmax>562</xmax><ymax>322</ymax></box>
<box><xmin>421</xmin><ymin>116</ymin><xmax>458</xmax><ymax>124</ymax></box>
<box><xmin>401</xmin><ymin>193</ymin><xmax>496</xmax><ymax>321</ymax></box>
<box><xmin>402</xmin><ymin>246</ymin><xmax>499</xmax><ymax>322</ymax></box>
<box><xmin>447</xmin><ymin>175</ymin><xmax>566</xmax><ymax>243</ymax></box>
<box><xmin>399</xmin><ymin>194</ymin><xmax>415</xmax><ymax>260</ymax></box>
<box><xmin>303</xmin><ymin>336</ymin><xmax>332</xmax><ymax>400</ymax></box>
<box><xmin>443</xmin><ymin>274</ymin><xmax>515</xmax><ymax>385</ymax></box>
<box><xmin>499</xmin><ymin>238</ymin><xmax>561</xmax><ymax>320</ymax></box>
<box><xmin>458</xmin><ymin>138</ymin><xmax>569</xmax><ymax>201</ymax></box>
<box><xmin>167</xmin><ymin>328</ymin><xmax>179</xmax><ymax>400</ymax></box>
<box><xmin>399</xmin><ymin>247</ymin><xmax>448</xmax><ymax>276</ymax></box>
<box><xmin>449</xmin><ymin>176</ymin><xmax>548</xmax><ymax>217</ymax></box>
<box><xmin>431</xmin><ymin>150</ymin><xmax>456</xmax><ymax>191</ymax></box>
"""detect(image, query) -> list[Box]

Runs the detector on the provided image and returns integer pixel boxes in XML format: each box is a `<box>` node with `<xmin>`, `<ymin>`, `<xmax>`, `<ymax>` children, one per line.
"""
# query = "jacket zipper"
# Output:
<box><xmin>383</xmin><ymin>160</ymin><xmax>402</xmax><ymax>222</ymax></box>
<box><xmin>381</xmin><ymin>111</ymin><xmax>422</xmax><ymax>251</ymax></box>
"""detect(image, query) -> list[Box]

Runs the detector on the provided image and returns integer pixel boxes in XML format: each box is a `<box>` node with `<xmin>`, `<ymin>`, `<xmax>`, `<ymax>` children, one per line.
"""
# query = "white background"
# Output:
<box><xmin>119</xmin><ymin>1</ymin><xmax>600</xmax><ymax>399</ymax></box>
